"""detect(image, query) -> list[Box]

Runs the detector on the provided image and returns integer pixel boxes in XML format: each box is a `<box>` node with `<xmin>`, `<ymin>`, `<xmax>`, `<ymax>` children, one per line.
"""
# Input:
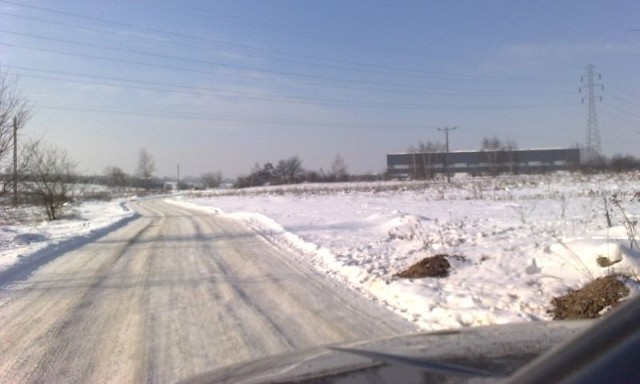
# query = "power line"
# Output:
<box><xmin>0</xmin><ymin>29</ymin><xmax>439</xmax><ymax>81</ymax></box>
<box><xmin>149</xmin><ymin>0</ymin><xmax>436</xmax><ymax>57</ymax></box>
<box><xmin>30</xmin><ymin>103</ymin><xmax>432</xmax><ymax>130</ymax></box>
<box><xmin>1</xmin><ymin>42</ymin><xmax>413</xmax><ymax>89</ymax></box>
<box><xmin>606</xmin><ymin>86</ymin><xmax>640</xmax><ymax>100</ymax></box>
<box><xmin>23</xmin><ymin>73</ymin><xmax>439</xmax><ymax>109</ymax></box>
<box><xmin>0</xmin><ymin>10</ymin><xmax>453</xmax><ymax>79</ymax></box>
<box><xmin>10</xmin><ymin>65</ymin><xmax>574</xmax><ymax>99</ymax></box>
<box><xmin>37</xmin><ymin>100</ymin><xmax>587</xmax><ymax>147</ymax></box>
<box><xmin>1</xmin><ymin>29</ymin><xmax>571</xmax><ymax>84</ymax></box>
<box><xmin>28</xmin><ymin>83</ymin><xmax>576</xmax><ymax>110</ymax></box>
<box><xmin>3</xmin><ymin>42</ymin><xmax>579</xmax><ymax>100</ymax></box>
<box><xmin>1</xmin><ymin>0</ymin><xmax>432</xmax><ymax>58</ymax></box>
<box><xmin>600</xmin><ymin>110</ymin><xmax>638</xmax><ymax>125</ymax></box>
<box><xmin>599</xmin><ymin>111</ymin><xmax>639</xmax><ymax>129</ymax></box>
<box><xmin>605</xmin><ymin>92</ymin><xmax>640</xmax><ymax>108</ymax></box>
<box><xmin>602</xmin><ymin>102</ymin><xmax>640</xmax><ymax>119</ymax></box>
<box><xmin>0</xmin><ymin>6</ymin><xmax>574</xmax><ymax>84</ymax></box>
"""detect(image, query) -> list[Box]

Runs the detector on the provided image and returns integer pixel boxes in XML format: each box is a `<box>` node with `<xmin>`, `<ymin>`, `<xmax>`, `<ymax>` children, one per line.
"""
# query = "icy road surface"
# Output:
<box><xmin>0</xmin><ymin>199</ymin><xmax>416</xmax><ymax>384</ymax></box>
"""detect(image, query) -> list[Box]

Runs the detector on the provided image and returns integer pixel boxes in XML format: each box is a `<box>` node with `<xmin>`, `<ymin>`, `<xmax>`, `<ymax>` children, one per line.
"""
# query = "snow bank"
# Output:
<box><xmin>0</xmin><ymin>199</ymin><xmax>137</xmax><ymax>280</ymax></box>
<box><xmin>169</xmin><ymin>173</ymin><xmax>640</xmax><ymax>331</ymax></box>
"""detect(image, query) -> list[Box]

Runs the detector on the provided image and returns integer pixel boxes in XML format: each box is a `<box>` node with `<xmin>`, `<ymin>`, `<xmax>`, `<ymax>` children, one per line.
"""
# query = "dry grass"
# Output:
<box><xmin>550</xmin><ymin>275</ymin><xmax>630</xmax><ymax>320</ymax></box>
<box><xmin>395</xmin><ymin>254</ymin><xmax>453</xmax><ymax>278</ymax></box>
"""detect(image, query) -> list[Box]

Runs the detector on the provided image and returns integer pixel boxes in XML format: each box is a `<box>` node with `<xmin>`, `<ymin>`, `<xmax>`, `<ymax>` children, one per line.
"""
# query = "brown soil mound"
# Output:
<box><xmin>550</xmin><ymin>275</ymin><xmax>630</xmax><ymax>320</ymax></box>
<box><xmin>395</xmin><ymin>254</ymin><xmax>451</xmax><ymax>278</ymax></box>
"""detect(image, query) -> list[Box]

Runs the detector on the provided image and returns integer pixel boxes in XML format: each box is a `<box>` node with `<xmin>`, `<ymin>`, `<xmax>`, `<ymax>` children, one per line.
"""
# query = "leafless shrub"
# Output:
<box><xmin>609</xmin><ymin>194</ymin><xmax>640</xmax><ymax>250</ymax></box>
<box><xmin>388</xmin><ymin>216</ymin><xmax>431</xmax><ymax>251</ymax></box>
<box><xmin>201</xmin><ymin>171</ymin><xmax>223</xmax><ymax>189</ymax></box>
<box><xmin>104</xmin><ymin>166</ymin><xmax>128</xmax><ymax>194</ymax></box>
<box><xmin>21</xmin><ymin>140</ymin><xmax>78</xmax><ymax>220</ymax></box>
<box><xmin>510</xmin><ymin>203</ymin><xmax>537</xmax><ymax>225</ymax></box>
<box><xmin>81</xmin><ymin>191</ymin><xmax>112</xmax><ymax>201</ymax></box>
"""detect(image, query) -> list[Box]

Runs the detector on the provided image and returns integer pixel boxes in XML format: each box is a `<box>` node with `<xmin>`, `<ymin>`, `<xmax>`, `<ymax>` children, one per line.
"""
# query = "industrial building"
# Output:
<box><xmin>387</xmin><ymin>148</ymin><xmax>581</xmax><ymax>178</ymax></box>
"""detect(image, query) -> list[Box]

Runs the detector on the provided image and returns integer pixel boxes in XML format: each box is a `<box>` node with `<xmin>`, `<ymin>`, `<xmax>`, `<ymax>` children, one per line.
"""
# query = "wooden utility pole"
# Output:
<box><xmin>438</xmin><ymin>127</ymin><xmax>457</xmax><ymax>183</ymax></box>
<box><xmin>12</xmin><ymin>117</ymin><xmax>17</xmax><ymax>206</ymax></box>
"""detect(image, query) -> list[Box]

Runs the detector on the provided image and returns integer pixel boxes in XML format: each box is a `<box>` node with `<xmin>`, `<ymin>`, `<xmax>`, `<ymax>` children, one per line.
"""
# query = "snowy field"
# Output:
<box><xmin>170</xmin><ymin>173</ymin><xmax>640</xmax><ymax>331</ymax></box>
<box><xmin>2</xmin><ymin>173</ymin><xmax>640</xmax><ymax>332</ymax></box>
<box><xmin>0</xmin><ymin>199</ymin><xmax>137</xmax><ymax>275</ymax></box>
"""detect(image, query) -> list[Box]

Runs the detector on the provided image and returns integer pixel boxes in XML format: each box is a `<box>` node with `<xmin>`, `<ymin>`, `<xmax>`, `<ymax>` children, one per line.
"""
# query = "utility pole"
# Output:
<box><xmin>579</xmin><ymin>64</ymin><xmax>603</xmax><ymax>163</ymax></box>
<box><xmin>12</xmin><ymin>117</ymin><xmax>18</xmax><ymax>206</ymax></box>
<box><xmin>176</xmin><ymin>163</ymin><xmax>180</xmax><ymax>192</ymax></box>
<box><xmin>438</xmin><ymin>126</ymin><xmax>457</xmax><ymax>183</ymax></box>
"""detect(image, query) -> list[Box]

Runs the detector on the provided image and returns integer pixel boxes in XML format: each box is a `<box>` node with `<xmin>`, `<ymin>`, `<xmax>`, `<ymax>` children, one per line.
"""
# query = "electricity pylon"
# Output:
<box><xmin>579</xmin><ymin>64</ymin><xmax>603</xmax><ymax>163</ymax></box>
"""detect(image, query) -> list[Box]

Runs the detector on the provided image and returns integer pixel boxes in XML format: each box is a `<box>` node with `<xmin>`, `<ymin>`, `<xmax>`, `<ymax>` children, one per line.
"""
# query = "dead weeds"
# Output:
<box><xmin>395</xmin><ymin>254</ymin><xmax>453</xmax><ymax>278</ymax></box>
<box><xmin>550</xmin><ymin>275</ymin><xmax>630</xmax><ymax>320</ymax></box>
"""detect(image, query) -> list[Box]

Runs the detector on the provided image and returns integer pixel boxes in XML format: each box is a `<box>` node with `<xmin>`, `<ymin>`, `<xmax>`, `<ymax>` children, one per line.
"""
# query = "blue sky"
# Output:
<box><xmin>2</xmin><ymin>0</ymin><xmax>639</xmax><ymax>178</ymax></box>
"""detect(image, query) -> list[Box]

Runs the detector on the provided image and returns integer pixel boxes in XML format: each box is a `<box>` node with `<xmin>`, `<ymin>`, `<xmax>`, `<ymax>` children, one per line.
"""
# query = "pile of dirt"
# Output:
<box><xmin>395</xmin><ymin>254</ymin><xmax>451</xmax><ymax>278</ymax></box>
<box><xmin>550</xmin><ymin>275</ymin><xmax>630</xmax><ymax>320</ymax></box>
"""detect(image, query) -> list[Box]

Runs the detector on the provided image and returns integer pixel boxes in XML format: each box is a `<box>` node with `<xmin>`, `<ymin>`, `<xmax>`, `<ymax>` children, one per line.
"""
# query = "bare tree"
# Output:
<box><xmin>201</xmin><ymin>171</ymin><xmax>223</xmax><ymax>189</ymax></box>
<box><xmin>275</xmin><ymin>156</ymin><xmax>303</xmax><ymax>184</ymax></box>
<box><xmin>136</xmin><ymin>148</ymin><xmax>155</xmax><ymax>190</ymax></box>
<box><xmin>504</xmin><ymin>139</ymin><xmax>518</xmax><ymax>174</ymax></box>
<box><xmin>480</xmin><ymin>136</ymin><xmax>503</xmax><ymax>176</ymax></box>
<box><xmin>0</xmin><ymin>69</ymin><xmax>31</xmax><ymax>197</ymax></box>
<box><xmin>480</xmin><ymin>137</ymin><xmax>518</xmax><ymax>175</ymax></box>
<box><xmin>610</xmin><ymin>154</ymin><xmax>640</xmax><ymax>173</ymax></box>
<box><xmin>329</xmin><ymin>154</ymin><xmax>349</xmax><ymax>181</ymax></box>
<box><xmin>234</xmin><ymin>157</ymin><xmax>304</xmax><ymax>188</ymax></box>
<box><xmin>407</xmin><ymin>141</ymin><xmax>445</xmax><ymax>179</ymax></box>
<box><xmin>104</xmin><ymin>166</ymin><xmax>128</xmax><ymax>193</ymax></box>
<box><xmin>420</xmin><ymin>142</ymin><xmax>445</xmax><ymax>153</ymax></box>
<box><xmin>22</xmin><ymin>140</ymin><xmax>77</xmax><ymax>220</ymax></box>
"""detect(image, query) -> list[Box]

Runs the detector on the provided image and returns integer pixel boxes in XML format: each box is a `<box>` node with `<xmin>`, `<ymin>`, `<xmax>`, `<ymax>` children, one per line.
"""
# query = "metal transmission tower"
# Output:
<box><xmin>579</xmin><ymin>64</ymin><xmax>603</xmax><ymax>162</ymax></box>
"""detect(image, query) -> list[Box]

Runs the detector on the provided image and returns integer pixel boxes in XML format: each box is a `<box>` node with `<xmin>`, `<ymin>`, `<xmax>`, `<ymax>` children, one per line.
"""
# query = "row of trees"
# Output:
<box><xmin>406</xmin><ymin>137</ymin><xmax>519</xmax><ymax>179</ymax></box>
<box><xmin>234</xmin><ymin>154</ymin><xmax>349</xmax><ymax>188</ymax></box>
<box><xmin>0</xmin><ymin>70</ymin><xmax>168</xmax><ymax>220</ymax></box>
<box><xmin>407</xmin><ymin>136</ymin><xmax>640</xmax><ymax>178</ymax></box>
<box><xmin>479</xmin><ymin>137</ymin><xmax>519</xmax><ymax>176</ymax></box>
<box><xmin>103</xmin><ymin>153</ymin><xmax>224</xmax><ymax>191</ymax></box>
<box><xmin>581</xmin><ymin>154</ymin><xmax>640</xmax><ymax>173</ymax></box>
<box><xmin>0</xmin><ymin>70</ymin><xmax>70</xmax><ymax>220</ymax></box>
<box><xmin>103</xmin><ymin>148</ymin><xmax>157</xmax><ymax>192</ymax></box>
<box><xmin>0</xmin><ymin>69</ymin><xmax>89</xmax><ymax>220</ymax></box>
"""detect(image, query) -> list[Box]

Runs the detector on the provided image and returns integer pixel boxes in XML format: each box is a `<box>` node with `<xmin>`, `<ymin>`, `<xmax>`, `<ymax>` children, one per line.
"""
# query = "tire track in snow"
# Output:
<box><xmin>25</xmin><ymin>220</ymin><xmax>158</xmax><ymax>383</ymax></box>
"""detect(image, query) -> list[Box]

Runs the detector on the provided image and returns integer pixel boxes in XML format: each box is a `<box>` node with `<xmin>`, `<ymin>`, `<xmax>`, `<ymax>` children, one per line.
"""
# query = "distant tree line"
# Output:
<box><xmin>0</xmin><ymin>68</ymin><xmax>78</xmax><ymax>220</ymax></box>
<box><xmin>404</xmin><ymin>136</ymin><xmax>520</xmax><ymax>179</ymax></box>
<box><xmin>233</xmin><ymin>154</ymin><xmax>354</xmax><ymax>188</ymax></box>
<box><xmin>580</xmin><ymin>154</ymin><xmax>640</xmax><ymax>174</ymax></box>
<box><xmin>405</xmin><ymin>136</ymin><xmax>640</xmax><ymax>178</ymax></box>
<box><xmin>479</xmin><ymin>136</ymin><xmax>518</xmax><ymax>176</ymax></box>
<box><xmin>406</xmin><ymin>141</ymin><xmax>446</xmax><ymax>179</ymax></box>
<box><xmin>0</xmin><ymin>68</ymin><xmax>176</xmax><ymax>220</ymax></box>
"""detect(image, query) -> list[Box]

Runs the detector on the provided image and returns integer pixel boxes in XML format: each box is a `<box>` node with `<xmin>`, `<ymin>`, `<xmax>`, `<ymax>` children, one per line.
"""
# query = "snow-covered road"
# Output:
<box><xmin>0</xmin><ymin>199</ymin><xmax>415</xmax><ymax>384</ymax></box>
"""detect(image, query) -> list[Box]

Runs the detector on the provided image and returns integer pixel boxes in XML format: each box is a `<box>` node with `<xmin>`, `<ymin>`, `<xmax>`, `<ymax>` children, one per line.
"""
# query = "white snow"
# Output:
<box><xmin>0</xmin><ymin>199</ymin><xmax>136</xmax><ymax>274</ymax></box>
<box><xmin>3</xmin><ymin>173</ymin><xmax>640</xmax><ymax>332</ymax></box>
<box><xmin>168</xmin><ymin>173</ymin><xmax>640</xmax><ymax>330</ymax></box>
